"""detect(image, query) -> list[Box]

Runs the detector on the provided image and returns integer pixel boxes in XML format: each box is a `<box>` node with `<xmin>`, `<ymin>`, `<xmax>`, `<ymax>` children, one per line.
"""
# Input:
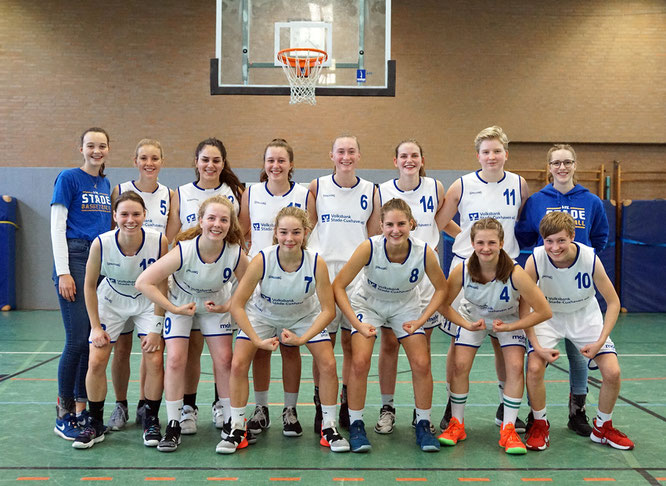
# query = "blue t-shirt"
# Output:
<box><xmin>51</xmin><ymin>168</ymin><xmax>112</xmax><ymax>240</ymax></box>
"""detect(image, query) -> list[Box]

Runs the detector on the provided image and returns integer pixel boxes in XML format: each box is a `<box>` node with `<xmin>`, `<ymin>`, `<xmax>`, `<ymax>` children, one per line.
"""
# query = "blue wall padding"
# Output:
<box><xmin>595</xmin><ymin>200</ymin><xmax>616</xmax><ymax>312</ymax></box>
<box><xmin>620</xmin><ymin>200</ymin><xmax>666</xmax><ymax>312</ymax></box>
<box><xmin>0</xmin><ymin>196</ymin><xmax>18</xmax><ymax>310</ymax></box>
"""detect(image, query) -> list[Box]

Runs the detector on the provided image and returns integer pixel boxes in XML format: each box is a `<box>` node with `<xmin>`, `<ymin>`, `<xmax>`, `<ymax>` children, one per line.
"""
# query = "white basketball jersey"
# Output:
<box><xmin>98</xmin><ymin>228</ymin><xmax>163</xmax><ymax>299</ymax></box>
<box><xmin>178</xmin><ymin>182</ymin><xmax>240</xmax><ymax>230</ymax></box>
<box><xmin>356</xmin><ymin>235</ymin><xmax>427</xmax><ymax>301</ymax></box>
<box><xmin>248</xmin><ymin>245</ymin><xmax>318</xmax><ymax>320</ymax></box>
<box><xmin>459</xmin><ymin>260</ymin><xmax>520</xmax><ymax>324</ymax></box>
<box><xmin>453</xmin><ymin>170</ymin><xmax>522</xmax><ymax>259</ymax></box>
<box><xmin>171</xmin><ymin>237</ymin><xmax>241</xmax><ymax>304</ymax></box>
<box><xmin>378</xmin><ymin>177</ymin><xmax>440</xmax><ymax>248</ymax></box>
<box><xmin>117</xmin><ymin>181</ymin><xmax>170</xmax><ymax>233</ymax></box>
<box><xmin>532</xmin><ymin>243</ymin><xmax>597</xmax><ymax>313</ymax></box>
<box><xmin>247</xmin><ymin>181</ymin><xmax>309</xmax><ymax>257</ymax></box>
<box><xmin>309</xmin><ymin>175</ymin><xmax>375</xmax><ymax>264</ymax></box>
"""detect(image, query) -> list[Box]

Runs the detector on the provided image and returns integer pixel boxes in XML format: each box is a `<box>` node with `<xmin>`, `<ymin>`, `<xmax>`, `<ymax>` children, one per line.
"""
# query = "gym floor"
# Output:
<box><xmin>0</xmin><ymin>311</ymin><xmax>664</xmax><ymax>484</ymax></box>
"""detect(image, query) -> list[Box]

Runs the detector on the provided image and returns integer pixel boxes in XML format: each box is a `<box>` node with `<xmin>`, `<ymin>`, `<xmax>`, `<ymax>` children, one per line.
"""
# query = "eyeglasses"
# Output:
<box><xmin>549</xmin><ymin>160</ymin><xmax>575</xmax><ymax>168</ymax></box>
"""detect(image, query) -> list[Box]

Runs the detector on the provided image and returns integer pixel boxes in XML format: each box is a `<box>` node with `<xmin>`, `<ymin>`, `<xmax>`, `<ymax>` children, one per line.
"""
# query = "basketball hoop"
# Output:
<box><xmin>277</xmin><ymin>48</ymin><xmax>328</xmax><ymax>105</ymax></box>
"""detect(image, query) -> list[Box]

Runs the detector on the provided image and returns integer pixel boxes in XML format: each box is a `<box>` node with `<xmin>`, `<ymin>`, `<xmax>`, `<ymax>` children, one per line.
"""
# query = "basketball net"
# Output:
<box><xmin>277</xmin><ymin>48</ymin><xmax>328</xmax><ymax>105</ymax></box>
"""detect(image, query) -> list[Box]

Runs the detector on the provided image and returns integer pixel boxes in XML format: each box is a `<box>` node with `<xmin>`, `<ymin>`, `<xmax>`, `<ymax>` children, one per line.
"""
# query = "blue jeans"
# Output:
<box><xmin>53</xmin><ymin>238</ymin><xmax>92</xmax><ymax>403</ymax></box>
<box><xmin>565</xmin><ymin>338</ymin><xmax>589</xmax><ymax>395</ymax></box>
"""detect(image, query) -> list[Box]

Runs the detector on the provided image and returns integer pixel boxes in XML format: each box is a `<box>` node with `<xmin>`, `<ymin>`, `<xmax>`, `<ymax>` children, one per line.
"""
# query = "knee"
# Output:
<box><xmin>166</xmin><ymin>352</ymin><xmax>187</xmax><ymax>372</ymax></box>
<box><xmin>601</xmin><ymin>363</ymin><xmax>621</xmax><ymax>385</ymax></box>
<box><xmin>144</xmin><ymin>351</ymin><xmax>164</xmax><ymax>370</ymax></box>
<box><xmin>527</xmin><ymin>358</ymin><xmax>545</xmax><ymax>381</ymax></box>
<box><xmin>88</xmin><ymin>353</ymin><xmax>108</xmax><ymax>375</ymax></box>
<box><xmin>380</xmin><ymin>335</ymin><xmax>400</xmax><ymax>354</ymax></box>
<box><xmin>452</xmin><ymin>359</ymin><xmax>471</xmax><ymax>378</ymax></box>
<box><xmin>411</xmin><ymin>355</ymin><xmax>431</xmax><ymax>377</ymax></box>
<box><xmin>351</xmin><ymin>354</ymin><xmax>371</xmax><ymax>376</ymax></box>
<box><xmin>317</xmin><ymin>356</ymin><xmax>338</xmax><ymax>378</ymax></box>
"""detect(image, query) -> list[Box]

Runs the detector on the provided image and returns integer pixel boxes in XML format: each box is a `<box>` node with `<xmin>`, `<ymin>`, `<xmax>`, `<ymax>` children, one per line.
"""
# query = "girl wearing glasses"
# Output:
<box><xmin>516</xmin><ymin>144</ymin><xmax>609</xmax><ymax>437</ymax></box>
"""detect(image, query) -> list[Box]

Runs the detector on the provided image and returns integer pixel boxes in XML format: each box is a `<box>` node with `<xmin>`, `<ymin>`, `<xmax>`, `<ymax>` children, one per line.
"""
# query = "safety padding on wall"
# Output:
<box><xmin>596</xmin><ymin>200</ymin><xmax>616</xmax><ymax>312</ymax></box>
<box><xmin>0</xmin><ymin>196</ymin><xmax>18</xmax><ymax>311</ymax></box>
<box><xmin>620</xmin><ymin>200</ymin><xmax>666</xmax><ymax>312</ymax></box>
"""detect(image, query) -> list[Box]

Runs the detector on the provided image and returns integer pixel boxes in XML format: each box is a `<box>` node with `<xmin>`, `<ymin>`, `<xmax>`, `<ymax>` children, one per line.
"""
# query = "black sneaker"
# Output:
<box><xmin>136</xmin><ymin>403</ymin><xmax>146</xmax><ymax>425</ymax></box>
<box><xmin>247</xmin><ymin>405</ymin><xmax>270</xmax><ymax>435</ymax></box>
<box><xmin>157</xmin><ymin>420</ymin><xmax>181</xmax><ymax>452</ymax></box>
<box><xmin>568</xmin><ymin>409</ymin><xmax>593</xmax><ymax>436</ymax></box>
<box><xmin>525</xmin><ymin>411</ymin><xmax>534</xmax><ymax>434</ymax></box>
<box><xmin>143</xmin><ymin>415</ymin><xmax>162</xmax><ymax>447</ymax></box>
<box><xmin>439</xmin><ymin>399</ymin><xmax>452</xmax><ymax>431</ymax></box>
<box><xmin>494</xmin><ymin>403</ymin><xmax>526</xmax><ymax>434</ymax></box>
<box><xmin>282</xmin><ymin>406</ymin><xmax>303</xmax><ymax>437</ymax></box>
<box><xmin>568</xmin><ymin>394</ymin><xmax>593</xmax><ymax>436</ymax></box>
<box><xmin>313</xmin><ymin>393</ymin><xmax>323</xmax><ymax>435</ymax></box>
<box><xmin>339</xmin><ymin>401</ymin><xmax>350</xmax><ymax>430</ymax></box>
<box><xmin>72</xmin><ymin>417</ymin><xmax>105</xmax><ymax>449</ymax></box>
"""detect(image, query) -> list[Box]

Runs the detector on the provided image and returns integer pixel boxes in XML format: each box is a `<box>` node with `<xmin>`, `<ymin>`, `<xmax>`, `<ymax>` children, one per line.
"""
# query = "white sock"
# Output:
<box><xmin>595</xmin><ymin>410</ymin><xmax>612</xmax><ymax>427</ymax></box>
<box><xmin>532</xmin><ymin>407</ymin><xmax>547</xmax><ymax>421</ymax></box>
<box><xmin>284</xmin><ymin>392</ymin><xmax>298</xmax><ymax>409</ymax></box>
<box><xmin>220</xmin><ymin>397</ymin><xmax>231</xmax><ymax>422</ymax></box>
<box><xmin>321</xmin><ymin>404</ymin><xmax>337</xmax><ymax>429</ymax></box>
<box><xmin>381</xmin><ymin>394</ymin><xmax>394</xmax><ymax>408</ymax></box>
<box><xmin>348</xmin><ymin>408</ymin><xmax>364</xmax><ymax>424</ymax></box>
<box><xmin>230</xmin><ymin>406</ymin><xmax>246</xmax><ymax>430</ymax></box>
<box><xmin>503</xmin><ymin>394</ymin><xmax>522</xmax><ymax>426</ymax></box>
<box><xmin>415</xmin><ymin>407</ymin><xmax>431</xmax><ymax>423</ymax></box>
<box><xmin>450</xmin><ymin>392</ymin><xmax>467</xmax><ymax>422</ymax></box>
<box><xmin>166</xmin><ymin>399</ymin><xmax>184</xmax><ymax>423</ymax></box>
<box><xmin>254</xmin><ymin>390</ymin><xmax>269</xmax><ymax>407</ymax></box>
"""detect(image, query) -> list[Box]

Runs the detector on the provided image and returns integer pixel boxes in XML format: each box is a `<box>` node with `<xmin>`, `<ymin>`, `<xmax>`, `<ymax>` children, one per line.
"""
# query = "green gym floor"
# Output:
<box><xmin>0</xmin><ymin>311</ymin><xmax>664</xmax><ymax>485</ymax></box>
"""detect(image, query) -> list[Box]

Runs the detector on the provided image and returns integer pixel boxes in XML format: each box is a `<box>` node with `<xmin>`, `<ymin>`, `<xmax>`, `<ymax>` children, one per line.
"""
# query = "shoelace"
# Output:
<box><xmin>283</xmin><ymin>409</ymin><xmax>298</xmax><ymax>425</ymax></box>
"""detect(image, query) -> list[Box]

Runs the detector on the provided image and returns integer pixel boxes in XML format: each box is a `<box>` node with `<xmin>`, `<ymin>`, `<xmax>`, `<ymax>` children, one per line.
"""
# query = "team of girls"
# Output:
<box><xmin>55</xmin><ymin>130</ymin><xmax>633</xmax><ymax>455</ymax></box>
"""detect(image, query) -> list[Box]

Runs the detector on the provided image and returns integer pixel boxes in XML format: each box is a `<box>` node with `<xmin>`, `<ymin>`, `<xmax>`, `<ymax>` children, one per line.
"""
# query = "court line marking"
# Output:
<box><xmin>550</xmin><ymin>362</ymin><xmax>666</xmax><ymax>422</ymax></box>
<box><xmin>3</xmin><ymin>467</ymin><xmax>664</xmax><ymax>473</ymax></box>
<box><xmin>1</xmin><ymin>351</ymin><xmax>665</xmax><ymax>357</ymax></box>
<box><xmin>521</xmin><ymin>480</ymin><xmax>552</xmax><ymax>482</ymax></box>
<box><xmin>0</xmin><ymin>355</ymin><xmax>60</xmax><ymax>383</ymax></box>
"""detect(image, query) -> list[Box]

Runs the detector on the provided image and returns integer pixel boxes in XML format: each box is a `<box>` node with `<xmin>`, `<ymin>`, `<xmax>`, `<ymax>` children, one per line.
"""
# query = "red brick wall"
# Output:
<box><xmin>1</xmin><ymin>0</ymin><xmax>664</xmax><ymax>198</ymax></box>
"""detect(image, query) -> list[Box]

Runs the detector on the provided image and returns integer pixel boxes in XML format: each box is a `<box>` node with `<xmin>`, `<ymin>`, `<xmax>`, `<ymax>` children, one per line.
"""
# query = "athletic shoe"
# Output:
<box><xmin>313</xmin><ymin>393</ymin><xmax>323</xmax><ymax>435</ymax></box>
<box><xmin>72</xmin><ymin>418</ymin><xmax>105</xmax><ymax>449</ymax></box>
<box><xmin>374</xmin><ymin>405</ymin><xmax>396</xmax><ymax>434</ymax></box>
<box><xmin>282</xmin><ymin>407</ymin><xmax>303</xmax><ymax>437</ymax></box>
<box><xmin>590</xmin><ymin>419</ymin><xmax>634</xmax><ymax>450</ymax></box>
<box><xmin>157</xmin><ymin>420</ymin><xmax>181</xmax><ymax>452</ymax></box>
<box><xmin>180</xmin><ymin>405</ymin><xmax>198</xmax><ymax>435</ymax></box>
<box><xmin>525</xmin><ymin>419</ymin><xmax>550</xmax><ymax>451</ymax></box>
<box><xmin>498</xmin><ymin>423</ymin><xmax>527</xmax><ymax>455</ymax></box>
<box><xmin>212</xmin><ymin>400</ymin><xmax>225</xmax><ymax>429</ymax></box>
<box><xmin>247</xmin><ymin>405</ymin><xmax>270</xmax><ymax>435</ymax></box>
<box><xmin>415</xmin><ymin>420</ymin><xmax>440</xmax><ymax>452</ymax></box>
<box><xmin>438</xmin><ymin>417</ymin><xmax>466</xmax><ymax>446</ymax></box>
<box><xmin>220</xmin><ymin>418</ymin><xmax>231</xmax><ymax>439</ymax></box>
<box><xmin>525</xmin><ymin>411</ymin><xmax>534</xmax><ymax>434</ymax></box>
<box><xmin>339</xmin><ymin>400</ymin><xmax>350</xmax><ymax>430</ymax></box>
<box><xmin>136</xmin><ymin>404</ymin><xmax>146</xmax><ymax>425</ymax></box>
<box><xmin>411</xmin><ymin>409</ymin><xmax>436</xmax><ymax>434</ymax></box>
<box><xmin>54</xmin><ymin>413</ymin><xmax>80</xmax><ymax>441</ymax></box>
<box><xmin>320</xmin><ymin>425</ymin><xmax>350</xmax><ymax>452</ymax></box>
<box><xmin>348</xmin><ymin>420</ymin><xmax>371</xmax><ymax>453</ymax></box>
<box><xmin>439</xmin><ymin>399</ymin><xmax>452</xmax><ymax>431</ymax></box>
<box><xmin>143</xmin><ymin>415</ymin><xmax>162</xmax><ymax>447</ymax></box>
<box><xmin>107</xmin><ymin>402</ymin><xmax>129</xmax><ymax>431</ymax></box>
<box><xmin>77</xmin><ymin>409</ymin><xmax>91</xmax><ymax>428</ymax></box>
<box><xmin>495</xmin><ymin>403</ymin><xmax>526</xmax><ymax>434</ymax></box>
<box><xmin>568</xmin><ymin>394</ymin><xmax>593</xmax><ymax>436</ymax></box>
<box><xmin>216</xmin><ymin>428</ymin><xmax>249</xmax><ymax>454</ymax></box>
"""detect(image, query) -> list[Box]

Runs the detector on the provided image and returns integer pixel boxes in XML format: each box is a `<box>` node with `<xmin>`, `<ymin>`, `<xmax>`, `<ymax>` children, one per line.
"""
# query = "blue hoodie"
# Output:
<box><xmin>515</xmin><ymin>183</ymin><xmax>609</xmax><ymax>252</ymax></box>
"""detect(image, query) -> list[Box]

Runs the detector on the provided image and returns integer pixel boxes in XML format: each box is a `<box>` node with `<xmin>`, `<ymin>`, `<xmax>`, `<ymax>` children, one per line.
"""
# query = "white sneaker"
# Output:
<box><xmin>212</xmin><ymin>400</ymin><xmax>225</xmax><ymax>429</ymax></box>
<box><xmin>374</xmin><ymin>405</ymin><xmax>396</xmax><ymax>434</ymax></box>
<box><xmin>180</xmin><ymin>405</ymin><xmax>198</xmax><ymax>435</ymax></box>
<box><xmin>107</xmin><ymin>402</ymin><xmax>129</xmax><ymax>431</ymax></box>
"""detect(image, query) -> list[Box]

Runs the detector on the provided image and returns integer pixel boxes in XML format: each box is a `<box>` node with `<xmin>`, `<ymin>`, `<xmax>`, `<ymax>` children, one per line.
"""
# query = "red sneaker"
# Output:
<box><xmin>590</xmin><ymin>419</ymin><xmax>634</xmax><ymax>450</ymax></box>
<box><xmin>525</xmin><ymin>419</ymin><xmax>550</xmax><ymax>451</ymax></box>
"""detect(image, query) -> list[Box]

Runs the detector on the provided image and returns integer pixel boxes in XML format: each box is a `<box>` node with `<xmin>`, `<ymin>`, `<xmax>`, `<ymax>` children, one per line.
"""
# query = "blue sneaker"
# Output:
<box><xmin>77</xmin><ymin>410</ymin><xmax>90</xmax><ymax>428</ymax></box>
<box><xmin>415</xmin><ymin>420</ymin><xmax>440</xmax><ymax>452</ymax></box>
<box><xmin>54</xmin><ymin>413</ymin><xmax>79</xmax><ymax>441</ymax></box>
<box><xmin>349</xmin><ymin>420</ymin><xmax>371</xmax><ymax>453</ymax></box>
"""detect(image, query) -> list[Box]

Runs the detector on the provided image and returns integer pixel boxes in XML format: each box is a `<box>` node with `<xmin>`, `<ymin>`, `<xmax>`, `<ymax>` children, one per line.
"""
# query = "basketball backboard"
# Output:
<box><xmin>211</xmin><ymin>0</ymin><xmax>394</xmax><ymax>96</ymax></box>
